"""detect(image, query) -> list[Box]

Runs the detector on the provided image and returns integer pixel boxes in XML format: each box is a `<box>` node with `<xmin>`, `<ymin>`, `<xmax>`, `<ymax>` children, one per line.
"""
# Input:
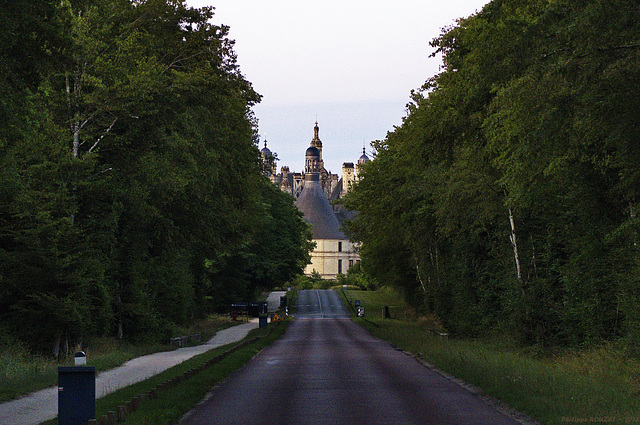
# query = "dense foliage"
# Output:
<box><xmin>344</xmin><ymin>0</ymin><xmax>640</xmax><ymax>352</ymax></box>
<box><xmin>0</xmin><ymin>0</ymin><xmax>312</xmax><ymax>355</ymax></box>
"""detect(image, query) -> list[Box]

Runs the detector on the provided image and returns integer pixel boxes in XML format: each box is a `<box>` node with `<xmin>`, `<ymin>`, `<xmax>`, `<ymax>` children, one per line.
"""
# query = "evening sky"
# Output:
<box><xmin>187</xmin><ymin>0</ymin><xmax>490</xmax><ymax>173</ymax></box>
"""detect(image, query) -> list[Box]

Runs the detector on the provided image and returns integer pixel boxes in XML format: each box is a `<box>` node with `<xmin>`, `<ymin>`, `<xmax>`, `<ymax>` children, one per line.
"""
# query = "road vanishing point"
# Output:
<box><xmin>178</xmin><ymin>289</ymin><xmax>527</xmax><ymax>425</ymax></box>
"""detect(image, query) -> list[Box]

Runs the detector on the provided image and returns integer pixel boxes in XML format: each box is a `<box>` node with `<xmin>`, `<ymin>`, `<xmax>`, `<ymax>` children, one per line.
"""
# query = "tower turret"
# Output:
<box><xmin>305</xmin><ymin>146</ymin><xmax>321</xmax><ymax>178</ymax></box>
<box><xmin>357</xmin><ymin>147</ymin><xmax>370</xmax><ymax>166</ymax></box>
<box><xmin>310</xmin><ymin>121</ymin><xmax>322</xmax><ymax>158</ymax></box>
<box><xmin>260</xmin><ymin>139</ymin><xmax>277</xmax><ymax>177</ymax></box>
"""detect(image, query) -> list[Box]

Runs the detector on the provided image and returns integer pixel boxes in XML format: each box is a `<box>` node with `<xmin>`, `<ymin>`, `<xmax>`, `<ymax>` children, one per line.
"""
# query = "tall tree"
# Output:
<box><xmin>1</xmin><ymin>0</ymin><xmax>314</xmax><ymax>354</ymax></box>
<box><xmin>346</xmin><ymin>0</ymin><xmax>640</xmax><ymax>350</ymax></box>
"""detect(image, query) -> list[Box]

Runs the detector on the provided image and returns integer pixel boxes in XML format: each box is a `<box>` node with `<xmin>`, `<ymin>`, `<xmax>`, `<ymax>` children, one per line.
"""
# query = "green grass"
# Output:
<box><xmin>0</xmin><ymin>315</ymin><xmax>234</xmax><ymax>403</ymax></box>
<box><xmin>340</xmin><ymin>286</ymin><xmax>424</xmax><ymax>321</ymax></box>
<box><xmin>287</xmin><ymin>288</ymin><xmax>299</xmax><ymax>314</ymax></box>
<box><xmin>339</xmin><ymin>289</ymin><xmax>640</xmax><ymax>425</ymax></box>
<box><xmin>0</xmin><ymin>350</ymin><xmax>59</xmax><ymax>403</ymax></box>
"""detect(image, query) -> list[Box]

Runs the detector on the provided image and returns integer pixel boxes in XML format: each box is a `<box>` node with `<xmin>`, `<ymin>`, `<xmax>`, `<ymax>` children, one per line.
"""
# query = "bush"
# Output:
<box><xmin>290</xmin><ymin>274</ymin><xmax>313</xmax><ymax>290</ymax></box>
<box><xmin>336</xmin><ymin>263</ymin><xmax>378</xmax><ymax>291</ymax></box>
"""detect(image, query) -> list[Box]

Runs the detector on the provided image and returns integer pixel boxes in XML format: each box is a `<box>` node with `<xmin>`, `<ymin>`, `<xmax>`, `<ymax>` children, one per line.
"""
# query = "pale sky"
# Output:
<box><xmin>187</xmin><ymin>0</ymin><xmax>490</xmax><ymax>173</ymax></box>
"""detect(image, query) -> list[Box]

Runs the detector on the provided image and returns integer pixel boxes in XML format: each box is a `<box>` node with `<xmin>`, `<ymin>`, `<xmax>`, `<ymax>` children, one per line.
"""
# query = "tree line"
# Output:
<box><xmin>344</xmin><ymin>0</ymin><xmax>640</xmax><ymax>353</ymax></box>
<box><xmin>0</xmin><ymin>0</ymin><xmax>313</xmax><ymax>356</ymax></box>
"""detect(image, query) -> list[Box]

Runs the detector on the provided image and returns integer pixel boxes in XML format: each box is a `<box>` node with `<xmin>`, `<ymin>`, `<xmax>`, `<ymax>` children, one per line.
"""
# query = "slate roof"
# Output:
<box><xmin>295</xmin><ymin>178</ymin><xmax>346</xmax><ymax>240</ymax></box>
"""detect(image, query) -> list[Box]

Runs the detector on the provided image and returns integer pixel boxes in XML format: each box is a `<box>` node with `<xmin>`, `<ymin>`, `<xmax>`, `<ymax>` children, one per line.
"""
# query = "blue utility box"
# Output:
<box><xmin>58</xmin><ymin>366</ymin><xmax>95</xmax><ymax>425</ymax></box>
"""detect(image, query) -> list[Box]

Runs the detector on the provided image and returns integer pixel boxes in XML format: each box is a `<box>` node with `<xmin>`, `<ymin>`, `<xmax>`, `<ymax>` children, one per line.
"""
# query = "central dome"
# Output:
<box><xmin>305</xmin><ymin>146</ymin><xmax>320</xmax><ymax>157</ymax></box>
<box><xmin>260</xmin><ymin>141</ymin><xmax>272</xmax><ymax>157</ymax></box>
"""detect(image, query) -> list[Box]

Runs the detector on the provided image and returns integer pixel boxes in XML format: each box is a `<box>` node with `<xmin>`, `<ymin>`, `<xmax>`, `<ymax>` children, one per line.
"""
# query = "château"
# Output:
<box><xmin>261</xmin><ymin>122</ymin><xmax>369</xmax><ymax>279</ymax></box>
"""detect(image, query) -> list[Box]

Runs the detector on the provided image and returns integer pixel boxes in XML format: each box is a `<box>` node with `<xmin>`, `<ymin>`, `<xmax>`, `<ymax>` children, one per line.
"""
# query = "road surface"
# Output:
<box><xmin>179</xmin><ymin>289</ymin><xmax>524</xmax><ymax>425</ymax></box>
<box><xmin>294</xmin><ymin>288</ymin><xmax>349</xmax><ymax>319</ymax></box>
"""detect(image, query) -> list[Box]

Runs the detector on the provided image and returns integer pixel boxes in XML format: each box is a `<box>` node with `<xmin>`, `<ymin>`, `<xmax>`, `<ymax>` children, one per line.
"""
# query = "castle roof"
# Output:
<box><xmin>295</xmin><ymin>178</ymin><xmax>346</xmax><ymax>240</ymax></box>
<box><xmin>310</xmin><ymin>121</ymin><xmax>322</xmax><ymax>150</ymax></box>
<box><xmin>358</xmin><ymin>147</ymin><xmax>370</xmax><ymax>165</ymax></box>
<box><xmin>260</xmin><ymin>140</ymin><xmax>272</xmax><ymax>157</ymax></box>
<box><xmin>305</xmin><ymin>146</ymin><xmax>320</xmax><ymax>157</ymax></box>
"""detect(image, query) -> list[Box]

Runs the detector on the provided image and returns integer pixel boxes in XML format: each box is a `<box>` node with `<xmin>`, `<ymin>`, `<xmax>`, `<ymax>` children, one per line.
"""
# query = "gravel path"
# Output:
<box><xmin>0</xmin><ymin>291</ymin><xmax>286</xmax><ymax>425</ymax></box>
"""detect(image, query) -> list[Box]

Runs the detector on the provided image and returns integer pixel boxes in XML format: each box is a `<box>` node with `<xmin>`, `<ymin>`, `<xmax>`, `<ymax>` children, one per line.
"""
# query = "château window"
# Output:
<box><xmin>338</xmin><ymin>242</ymin><xmax>342</xmax><ymax>252</ymax></box>
<box><xmin>338</xmin><ymin>259</ymin><xmax>342</xmax><ymax>274</ymax></box>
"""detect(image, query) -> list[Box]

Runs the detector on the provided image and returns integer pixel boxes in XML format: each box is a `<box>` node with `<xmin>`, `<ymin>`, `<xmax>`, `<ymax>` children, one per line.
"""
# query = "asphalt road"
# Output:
<box><xmin>178</xmin><ymin>289</ymin><xmax>523</xmax><ymax>425</ymax></box>
<box><xmin>294</xmin><ymin>288</ymin><xmax>350</xmax><ymax>319</ymax></box>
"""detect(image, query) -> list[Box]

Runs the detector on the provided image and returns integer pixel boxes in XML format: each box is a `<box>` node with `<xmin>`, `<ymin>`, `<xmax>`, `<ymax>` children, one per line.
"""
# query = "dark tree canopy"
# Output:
<box><xmin>344</xmin><ymin>0</ymin><xmax>640</xmax><ymax>352</ymax></box>
<box><xmin>0</xmin><ymin>0</ymin><xmax>312</xmax><ymax>355</ymax></box>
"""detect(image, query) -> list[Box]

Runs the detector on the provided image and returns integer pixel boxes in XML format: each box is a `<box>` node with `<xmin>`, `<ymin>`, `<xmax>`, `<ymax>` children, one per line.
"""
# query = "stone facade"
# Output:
<box><xmin>305</xmin><ymin>239</ymin><xmax>360</xmax><ymax>278</ymax></box>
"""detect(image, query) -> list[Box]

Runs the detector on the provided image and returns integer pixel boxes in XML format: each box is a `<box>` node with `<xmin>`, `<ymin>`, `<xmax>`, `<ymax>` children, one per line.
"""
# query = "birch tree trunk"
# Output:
<box><xmin>66</xmin><ymin>72</ymin><xmax>82</xmax><ymax>160</ymax></box>
<box><xmin>52</xmin><ymin>330</ymin><xmax>63</xmax><ymax>359</ymax></box>
<box><xmin>432</xmin><ymin>246</ymin><xmax>442</xmax><ymax>289</ymax></box>
<box><xmin>414</xmin><ymin>261</ymin><xmax>428</xmax><ymax>294</ymax></box>
<box><xmin>508</xmin><ymin>205</ymin><xmax>524</xmax><ymax>294</ymax></box>
<box><xmin>630</xmin><ymin>201</ymin><xmax>638</xmax><ymax>250</ymax></box>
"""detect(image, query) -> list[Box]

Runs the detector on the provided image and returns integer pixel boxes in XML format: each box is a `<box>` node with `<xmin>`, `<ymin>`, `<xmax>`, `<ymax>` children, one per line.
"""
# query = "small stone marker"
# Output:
<box><xmin>74</xmin><ymin>351</ymin><xmax>86</xmax><ymax>366</ymax></box>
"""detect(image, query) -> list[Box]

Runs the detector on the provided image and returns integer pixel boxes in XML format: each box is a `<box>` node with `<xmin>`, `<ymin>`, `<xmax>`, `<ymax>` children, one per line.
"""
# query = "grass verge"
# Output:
<box><xmin>287</xmin><ymin>289</ymin><xmax>299</xmax><ymax>315</ymax></box>
<box><xmin>0</xmin><ymin>315</ymin><xmax>234</xmax><ymax>403</ymax></box>
<box><xmin>339</xmin><ymin>289</ymin><xmax>640</xmax><ymax>425</ymax></box>
<box><xmin>340</xmin><ymin>286</ymin><xmax>411</xmax><ymax>317</ymax></box>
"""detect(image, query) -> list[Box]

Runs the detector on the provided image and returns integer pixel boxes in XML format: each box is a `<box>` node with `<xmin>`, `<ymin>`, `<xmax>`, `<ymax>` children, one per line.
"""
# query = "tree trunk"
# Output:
<box><xmin>508</xmin><ymin>206</ymin><xmax>524</xmax><ymax>294</ymax></box>
<box><xmin>530</xmin><ymin>235</ymin><xmax>538</xmax><ymax>278</ymax></box>
<box><xmin>63</xmin><ymin>333</ymin><xmax>69</xmax><ymax>357</ymax></box>
<box><xmin>412</xmin><ymin>251</ymin><xmax>429</xmax><ymax>294</ymax></box>
<box><xmin>630</xmin><ymin>202</ymin><xmax>638</xmax><ymax>250</ymax></box>
<box><xmin>415</xmin><ymin>263</ymin><xmax>428</xmax><ymax>294</ymax></box>
<box><xmin>72</xmin><ymin>124</ymin><xmax>80</xmax><ymax>159</ymax></box>
<box><xmin>52</xmin><ymin>330</ymin><xmax>62</xmax><ymax>359</ymax></box>
<box><xmin>432</xmin><ymin>246</ymin><xmax>442</xmax><ymax>289</ymax></box>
